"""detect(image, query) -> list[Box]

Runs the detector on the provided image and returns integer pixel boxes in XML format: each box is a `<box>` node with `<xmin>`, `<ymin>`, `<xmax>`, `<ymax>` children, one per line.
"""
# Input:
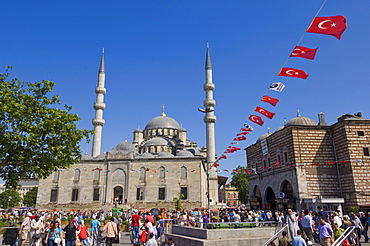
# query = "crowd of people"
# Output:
<box><xmin>0</xmin><ymin>206</ymin><xmax>369</xmax><ymax>246</ymax></box>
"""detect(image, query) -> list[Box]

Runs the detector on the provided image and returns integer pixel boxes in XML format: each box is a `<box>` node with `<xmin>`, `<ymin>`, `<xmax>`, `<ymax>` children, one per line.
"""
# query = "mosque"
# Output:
<box><xmin>36</xmin><ymin>47</ymin><xmax>220</xmax><ymax>210</ymax></box>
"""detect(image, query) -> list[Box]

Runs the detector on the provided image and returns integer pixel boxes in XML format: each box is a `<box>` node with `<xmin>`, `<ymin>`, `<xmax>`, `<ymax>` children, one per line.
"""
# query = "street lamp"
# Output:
<box><xmin>7</xmin><ymin>196</ymin><xmax>12</xmax><ymax>209</ymax></box>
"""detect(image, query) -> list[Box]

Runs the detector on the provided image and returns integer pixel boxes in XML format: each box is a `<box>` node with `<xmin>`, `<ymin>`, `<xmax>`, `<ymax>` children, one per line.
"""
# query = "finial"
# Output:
<box><xmin>102</xmin><ymin>47</ymin><xmax>104</xmax><ymax>54</ymax></box>
<box><xmin>297</xmin><ymin>109</ymin><xmax>301</xmax><ymax>117</ymax></box>
<box><xmin>161</xmin><ymin>104</ymin><xmax>166</xmax><ymax>116</ymax></box>
<box><xmin>125</xmin><ymin>136</ymin><xmax>127</xmax><ymax>141</ymax></box>
<box><xmin>267</xmin><ymin>127</ymin><xmax>270</xmax><ymax>133</ymax></box>
<box><xmin>205</xmin><ymin>43</ymin><xmax>212</xmax><ymax>69</ymax></box>
<box><xmin>206</xmin><ymin>42</ymin><xmax>209</xmax><ymax>49</ymax></box>
<box><xmin>284</xmin><ymin>118</ymin><xmax>287</xmax><ymax>125</ymax></box>
<box><xmin>99</xmin><ymin>48</ymin><xmax>105</xmax><ymax>73</ymax></box>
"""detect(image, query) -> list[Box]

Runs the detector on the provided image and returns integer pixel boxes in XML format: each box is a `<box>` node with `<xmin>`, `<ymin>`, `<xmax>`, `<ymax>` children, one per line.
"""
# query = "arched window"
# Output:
<box><xmin>54</xmin><ymin>170</ymin><xmax>60</xmax><ymax>180</ymax></box>
<box><xmin>180</xmin><ymin>166</ymin><xmax>187</xmax><ymax>178</ymax></box>
<box><xmin>159</xmin><ymin>167</ymin><xmax>165</xmax><ymax>179</ymax></box>
<box><xmin>93</xmin><ymin>168</ymin><xmax>100</xmax><ymax>180</ymax></box>
<box><xmin>74</xmin><ymin>169</ymin><xmax>80</xmax><ymax>181</ymax></box>
<box><xmin>139</xmin><ymin>167</ymin><xmax>146</xmax><ymax>179</ymax></box>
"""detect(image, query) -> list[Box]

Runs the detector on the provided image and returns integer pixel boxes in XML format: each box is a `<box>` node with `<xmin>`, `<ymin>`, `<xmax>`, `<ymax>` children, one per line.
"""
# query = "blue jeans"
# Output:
<box><xmin>362</xmin><ymin>227</ymin><xmax>369</xmax><ymax>242</ymax></box>
<box><xmin>133</xmin><ymin>226</ymin><xmax>139</xmax><ymax>241</ymax></box>
<box><xmin>47</xmin><ymin>239</ymin><xmax>58</xmax><ymax>246</ymax></box>
<box><xmin>65</xmin><ymin>238</ymin><xmax>75</xmax><ymax>246</ymax></box>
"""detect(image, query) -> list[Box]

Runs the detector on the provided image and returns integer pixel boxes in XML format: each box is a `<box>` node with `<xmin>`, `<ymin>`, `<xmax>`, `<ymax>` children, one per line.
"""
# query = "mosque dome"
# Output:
<box><xmin>145</xmin><ymin>115</ymin><xmax>180</xmax><ymax>130</ymax></box>
<box><xmin>114</xmin><ymin>140</ymin><xmax>136</xmax><ymax>152</ymax></box>
<box><xmin>275</xmin><ymin>126</ymin><xmax>285</xmax><ymax>132</ymax></box>
<box><xmin>187</xmin><ymin>148</ymin><xmax>201</xmax><ymax>156</ymax></box>
<box><xmin>144</xmin><ymin>137</ymin><xmax>171</xmax><ymax>146</ymax></box>
<box><xmin>82</xmin><ymin>154</ymin><xmax>93</xmax><ymax>160</ymax></box>
<box><xmin>256</xmin><ymin>132</ymin><xmax>272</xmax><ymax>143</ymax></box>
<box><xmin>139</xmin><ymin>152</ymin><xmax>154</xmax><ymax>158</ymax></box>
<box><xmin>176</xmin><ymin>150</ymin><xmax>194</xmax><ymax>157</ymax></box>
<box><xmin>157</xmin><ymin>152</ymin><xmax>174</xmax><ymax>157</ymax></box>
<box><xmin>285</xmin><ymin>115</ymin><xmax>317</xmax><ymax>126</ymax></box>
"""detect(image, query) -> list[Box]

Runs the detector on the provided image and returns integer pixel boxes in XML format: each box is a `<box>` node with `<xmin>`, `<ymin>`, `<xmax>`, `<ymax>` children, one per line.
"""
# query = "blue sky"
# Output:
<box><xmin>2</xmin><ymin>1</ymin><xmax>370</xmax><ymax>178</ymax></box>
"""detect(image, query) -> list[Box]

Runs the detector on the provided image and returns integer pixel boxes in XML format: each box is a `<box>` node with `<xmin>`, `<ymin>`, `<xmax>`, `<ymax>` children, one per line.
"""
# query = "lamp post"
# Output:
<box><xmin>7</xmin><ymin>196</ymin><xmax>12</xmax><ymax>209</ymax></box>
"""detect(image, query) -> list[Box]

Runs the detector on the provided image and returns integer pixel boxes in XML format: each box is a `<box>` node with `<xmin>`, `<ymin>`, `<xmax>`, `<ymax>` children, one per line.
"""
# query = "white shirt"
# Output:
<box><xmin>333</xmin><ymin>216</ymin><xmax>342</xmax><ymax>228</ymax></box>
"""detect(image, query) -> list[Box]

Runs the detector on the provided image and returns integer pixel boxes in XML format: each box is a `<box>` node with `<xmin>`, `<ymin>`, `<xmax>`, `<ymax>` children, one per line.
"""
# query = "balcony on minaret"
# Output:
<box><xmin>93</xmin><ymin>102</ymin><xmax>106</xmax><ymax>110</ymax></box>
<box><xmin>92</xmin><ymin>118</ymin><xmax>105</xmax><ymax>126</ymax></box>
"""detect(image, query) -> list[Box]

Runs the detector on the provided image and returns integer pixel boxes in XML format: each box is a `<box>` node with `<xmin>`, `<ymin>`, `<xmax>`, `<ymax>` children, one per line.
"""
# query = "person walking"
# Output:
<box><xmin>63</xmin><ymin>220</ymin><xmax>77</xmax><ymax>246</ymax></box>
<box><xmin>317</xmin><ymin>216</ymin><xmax>333</xmax><ymax>246</ymax></box>
<box><xmin>102</xmin><ymin>218</ymin><xmax>118</xmax><ymax>246</ymax></box>
<box><xmin>30</xmin><ymin>214</ymin><xmax>44</xmax><ymax>246</ymax></box>
<box><xmin>4</xmin><ymin>221</ymin><xmax>19</xmax><ymax>246</ymax></box>
<box><xmin>19</xmin><ymin>212</ymin><xmax>32</xmax><ymax>246</ymax></box>
<box><xmin>77</xmin><ymin>220</ymin><xmax>89</xmax><ymax>245</ymax></box>
<box><xmin>45</xmin><ymin>221</ymin><xmax>63</xmax><ymax>246</ymax></box>
<box><xmin>301</xmin><ymin>210</ymin><xmax>314</xmax><ymax>243</ymax></box>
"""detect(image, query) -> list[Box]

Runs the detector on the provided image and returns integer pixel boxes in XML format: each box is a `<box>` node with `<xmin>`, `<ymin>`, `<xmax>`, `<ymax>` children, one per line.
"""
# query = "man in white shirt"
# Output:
<box><xmin>333</xmin><ymin>212</ymin><xmax>342</xmax><ymax>228</ymax></box>
<box><xmin>301</xmin><ymin>210</ymin><xmax>314</xmax><ymax>243</ymax></box>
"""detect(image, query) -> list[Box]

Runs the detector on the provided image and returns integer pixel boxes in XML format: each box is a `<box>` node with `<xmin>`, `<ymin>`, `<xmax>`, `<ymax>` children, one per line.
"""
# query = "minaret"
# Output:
<box><xmin>204</xmin><ymin>43</ymin><xmax>216</xmax><ymax>165</ymax></box>
<box><xmin>91</xmin><ymin>49</ymin><xmax>106</xmax><ymax>157</ymax></box>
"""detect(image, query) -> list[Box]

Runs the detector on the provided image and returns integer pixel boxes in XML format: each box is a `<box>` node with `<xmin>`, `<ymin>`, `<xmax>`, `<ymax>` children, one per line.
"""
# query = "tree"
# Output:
<box><xmin>0</xmin><ymin>189</ymin><xmax>22</xmax><ymax>208</ymax></box>
<box><xmin>173</xmin><ymin>193</ymin><xmax>184</xmax><ymax>211</ymax></box>
<box><xmin>23</xmin><ymin>187</ymin><xmax>38</xmax><ymax>207</ymax></box>
<box><xmin>231</xmin><ymin>165</ymin><xmax>249</xmax><ymax>205</ymax></box>
<box><xmin>0</xmin><ymin>67</ymin><xmax>92</xmax><ymax>189</ymax></box>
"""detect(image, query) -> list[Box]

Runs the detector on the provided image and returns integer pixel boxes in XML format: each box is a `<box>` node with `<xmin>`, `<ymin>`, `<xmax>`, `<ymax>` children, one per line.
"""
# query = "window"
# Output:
<box><xmin>358</xmin><ymin>131</ymin><xmax>365</xmax><ymax>137</ymax></box>
<box><xmin>53</xmin><ymin>171</ymin><xmax>60</xmax><ymax>181</ymax></box>
<box><xmin>181</xmin><ymin>187</ymin><xmax>188</xmax><ymax>200</ymax></box>
<box><xmin>263</xmin><ymin>159</ymin><xmax>266</xmax><ymax>168</ymax></box>
<box><xmin>136</xmin><ymin>188</ymin><xmax>143</xmax><ymax>200</ymax></box>
<box><xmin>277</xmin><ymin>154</ymin><xmax>281</xmax><ymax>164</ymax></box>
<box><xmin>72</xmin><ymin>189</ymin><xmax>79</xmax><ymax>201</ymax></box>
<box><xmin>284</xmin><ymin>152</ymin><xmax>288</xmax><ymax>163</ymax></box>
<box><xmin>159</xmin><ymin>167</ymin><xmax>165</xmax><ymax>179</ymax></box>
<box><xmin>268</xmin><ymin>158</ymin><xmax>271</xmax><ymax>167</ymax></box>
<box><xmin>93</xmin><ymin>169</ymin><xmax>100</xmax><ymax>180</ymax></box>
<box><xmin>50</xmin><ymin>189</ymin><xmax>58</xmax><ymax>202</ymax></box>
<box><xmin>74</xmin><ymin>169</ymin><xmax>80</xmax><ymax>181</ymax></box>
<box><xmin>158</xmin><ymin>187</ymin><xmax>166</xmax><ymax>200</ymax></box>
<box><xmin>139</xmin><ymin>167</ymin><xmax>146</xmax><ymax>179</ymax></box>
<box><xmin>93</xmin><ymin>188</ymin><xmax>100</xmax><ymax>201</ymax></box>
<box><xmin>364</xmin><ymin>147</ymin><xmax>370</xmax><ymax>156</ymax></box>
<box><xmin>180</xmin><ymin>166</ymin><xmax>187</xmax><ymax>178</ymax></box>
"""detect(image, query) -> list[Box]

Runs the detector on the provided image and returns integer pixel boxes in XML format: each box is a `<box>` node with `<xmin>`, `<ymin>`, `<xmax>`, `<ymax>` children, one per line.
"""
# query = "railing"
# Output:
<box><xmin>262</xmin><ymin>224</ymin><xmax>288</xmax><ymax>246</ymax></box>
<box><xmin>332</xmin><ymin>226</ymin><xmax>356</xmax><ymax>246</ymax></box>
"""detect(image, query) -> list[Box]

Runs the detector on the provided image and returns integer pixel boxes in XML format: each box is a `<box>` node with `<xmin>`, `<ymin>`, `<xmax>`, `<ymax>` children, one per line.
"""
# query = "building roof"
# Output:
<box><xmin>285</xmin><ymin>112</ymin><xmax>317</xmax><ymax>127</ymax></box>
<box><xmin>114</xmin><ymin>140</ymin><xmax>136</xmax><ymax>152</ymax></box>
<box><xmin>145</xmin><ymin>115</ymin><xmax>181</xmax><ymax>130</ymax></box>
<box><xmin>144</xmin><ymin>137</ymin><xmax>171</xmax><ymax>146</ymax></box>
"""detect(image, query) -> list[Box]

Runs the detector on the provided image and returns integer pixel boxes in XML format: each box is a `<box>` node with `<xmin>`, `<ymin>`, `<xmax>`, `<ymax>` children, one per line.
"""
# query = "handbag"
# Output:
<box><xmin>54</xmin><ymin>238</ymin><xmax>61</xmax><ymax>244</ymax></box>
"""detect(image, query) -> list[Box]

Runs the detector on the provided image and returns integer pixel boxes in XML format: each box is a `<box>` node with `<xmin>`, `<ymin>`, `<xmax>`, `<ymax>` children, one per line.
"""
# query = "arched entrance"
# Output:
<box><xmin>265</xmin><ymin>187</ymin><xmax>276</xmax><ymax>210</ymax></box>
<box><xmin>113</xmin><ymin>186</ymin><xmax>123</xmax><ymax>205</ymax></box>
<box><xmin>279</xmin><ymin>180</ymin><xmax>295</xmax><ymax>210</ymax></box>
<box><xmin>111</xmin><ymin>169</ymin><xmax>126</xmax><ymax>204</ymax></box>
<box><xmin>250</xmin><ymin>185</ymin><xmax>262</xmax><ymax>209</ymax></box>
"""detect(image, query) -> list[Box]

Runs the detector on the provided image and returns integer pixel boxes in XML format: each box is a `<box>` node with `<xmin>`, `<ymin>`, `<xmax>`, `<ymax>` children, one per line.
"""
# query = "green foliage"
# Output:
<box><xmin>0</xmin><ymin>189</ymin><xmax>22</xmax><ymax>208</ymax></box>
<box><xmin>231</xmin><ymin>165</ymin><xmax>249</xmax><ymax>205</ymax></box>
<box><xmin>23</xmin><ymin>187</ymin><xmax>38</xmax><ymax>207</ymax></box>
<box><xmin>0</xmin><ymin>68</ymin><xmax>93</xmax><ymax>189</ymax></box>
<box><xmin>350</xmin><ymin>207</ymin><xmax>359</xmax><ymax>214</ymax></box>
<box><xmin>173</xmin><ymin>193</ymin><xmax>184</xmax><ymax>211</ymax></box>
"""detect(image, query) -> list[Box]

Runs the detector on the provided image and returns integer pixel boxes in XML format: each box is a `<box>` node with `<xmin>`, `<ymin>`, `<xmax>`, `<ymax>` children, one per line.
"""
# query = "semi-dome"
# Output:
<box><xmin>139</xmin><ymin>152</ymin><xmax>154</xmax><ymax>158</ymax></box>
<box><xmin>114</xmin><ymin>140</ymin><xmax>136</xmax><ymax>152</ymax></box>
<box><xmin>176</xmin><ymin>150</ymin><xmax>194</xmax><ymax>157</ymax></box>
<box><xmin>145</xmin><ymin>115</ymin><xmax>180</xmax><ymax>130</ymax></box>
<box><xmin>285</xmin><ymin>115</ymin><xmax>317</xmax><ymax>126</ymax></box>
<box><xmin>157</xmin><ymin>151</ymin><xmax>174</xmax><ymax>157</ymax></box>
<box><xmin>144</xmin><ymin>137</ymin><xmax>171</xmax><ymax>146</ymax></box>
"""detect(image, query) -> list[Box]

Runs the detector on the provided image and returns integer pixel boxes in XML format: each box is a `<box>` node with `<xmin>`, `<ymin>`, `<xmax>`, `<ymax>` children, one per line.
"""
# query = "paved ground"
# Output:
<box><xmin>118</xmin><ymin>232</ymin><xmax>132</xmax><ymax>245</ymax></box>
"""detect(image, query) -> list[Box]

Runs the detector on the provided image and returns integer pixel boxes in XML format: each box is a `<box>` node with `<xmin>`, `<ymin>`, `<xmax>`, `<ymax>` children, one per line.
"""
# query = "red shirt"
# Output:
<box><xmin>132</xmin><ymin>214</ymin><xmax>140</xmax><ymax>227</ymax></box>
<box><xmin>140</xmin><ymin>231</ymin><xmax>147</xmax><ymax>242</ymax></box>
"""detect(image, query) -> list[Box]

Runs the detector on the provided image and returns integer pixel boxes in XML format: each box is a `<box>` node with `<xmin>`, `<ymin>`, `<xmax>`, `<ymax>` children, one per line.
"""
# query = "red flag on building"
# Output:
<box><xmin>233</xmin><ymin>136</ymin><xmax>247</xmax><ymax>141</ymax></box>
<box><xmin>249</xmin><ymin>115</ymin><xmax>265</xmax><ymax>126</ymax></box>
<box><xmin>306</xmin><ymin>15</ymin><xmax>347</xmax><ymax>40</ymax></box>
<box><xmin>278</xmin><ymin>67</ymin><xmax>309</xmax><ymax>79</ymax></box>
<box><xmin>260</xmin><ymin>95</ymin><xmax>279</xmax><ymax>107</ymax></box>
<box><xmin>236</xmin><ymin>132</ymin><xmax>249</xmax><ymax>136</ymax></box>
<box><xmin>324</xmin><ymin>162</ymin><xmax>336</xmax><ymax>165</ymax></box>
<box><xmin>254</xmin><ymin>106</ymin><xmax>276</xmax><ymax>119</ymax></box>
<box><xmin>290</xmin><ymin>46</ymin><xmax>318</xmax><ymax>60</ymax></box>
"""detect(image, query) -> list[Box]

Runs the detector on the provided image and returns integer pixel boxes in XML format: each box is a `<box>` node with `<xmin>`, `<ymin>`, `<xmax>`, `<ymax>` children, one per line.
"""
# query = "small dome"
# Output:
<box><xmin>94</xmin><ymin>153</ymin><xmax>106</xmax><ymax>160</ymax></box>
<box><xmin>82</xmin><ymin>154</ymin><xmax>93</xmax><ymax>160</ymax></box>
<box><xmin>178</xmin><ymin>126</ymin><xmax>186</xmax><ymax>132</ymax></box>
<box><xmin>115</xmin><ymin>141</ymin><xmax>136</xmax><ymax>152</ymax></box>
<box><xmin>134</xmin><ymin>127</ymin><xmax>143</xmax><ymax>133</ymax></box>
<box><xmin>144</xmin><ymin>137</ymin><xmax>171</xmax><ymax>146</ymax></box>
<box><xmin>145</xmin><ymin>115</ymin><xmax>180</xmax><ymax>130</ymax></box>
<box><xmin>157</xmin><ymin>152</ymin><xmax>174</xmax><ymax>157</ymax></box>
<box><xmin>275</xmin><ymin>126</ymin><xmax>285</xmax><ymax>132</ymax></box>
<box><xmin>256</xmin><ymin>132</ymin><xmax>272</xmax><ymax>143</ymax></box>
<box><xmin>140</xmin><ymin>152</ymin><xmax>154</xmax><ymax>158</ymax></box>
<box><xmin>285</xmin><ymin>116</ymin><xmax>317</xmax><ymax>126</ymax></box>
<box><xmin>187</xmin><ymin>148</ymin><xmax>201</xmax><ymax>156</ymax></box>
<box><xmin>176</xmin><ymin>150</ymin><xmax>194</xmax><ymax>157</ymax></box>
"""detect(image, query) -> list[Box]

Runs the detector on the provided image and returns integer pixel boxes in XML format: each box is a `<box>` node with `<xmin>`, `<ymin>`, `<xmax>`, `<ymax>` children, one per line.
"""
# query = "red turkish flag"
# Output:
<box><xmin>306</xmin><ymin>15</ymin><xmax>347</xmax><ymax>40</ymax></box>
<box><xmin>233</xmin><ymin>136</ymin><xmax>247</xmax><ymax>141</ymax></box>
<box><xmin>254</xmin><ymin>106</ymin><xmax>276</xmax><ymax>119</ymax></box>
<box><xmin>249</xmin><ymin>115</ymin><xmax>264</xmax><ymax>126</ymax></box>
<box><xmin>260</xmin><ymin>95</ymin><xmax>279</xmax><ymax>107</ymax></box>
<box><xmin>290</xmin><ymin>46</ymin><xmax>318</xmax><ymax>60</ymax></box>
<box><xmin>278</xmin><ymin>67</ymin><xmax>308</xmax><ymax>79</ymax></box>
<box><xmin>240</xmin><ymin>128</ymin><xmax>252</xmax><ymax>132</ymax></box>
<box><xmin>223</xmin><ymin>169</ymin><xmax>229</xmax><ymax>172</ymax></box>
<box><xmin>232</xmin><ymin>169</ymin><xmax>239</xmax><ymax>173</ymax></box>
<box><xmin>218</xmin><ymin>155</ymin><xmax>227</xmax><ymax>160</ymax></box>
<box><xmin>236</xmin><ymin>131</ymin><xmax>249</xmax><ymax>136</ymax></box>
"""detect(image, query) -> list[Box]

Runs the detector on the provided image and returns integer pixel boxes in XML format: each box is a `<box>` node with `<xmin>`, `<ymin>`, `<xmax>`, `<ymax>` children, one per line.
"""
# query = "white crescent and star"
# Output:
<box><xmin>318</xmin><ymin>20</ymin><xmax>334</xmax><ymax>29</ymax></box>
<box><xmin>286</xmin><ymin>70</ymin><xmax>296</xmax><ymax>75</ymax></box>
<box><xmin>292</xmin><ymin>48</ymin><xmax>302</xmax><ymax>55</ymax></box>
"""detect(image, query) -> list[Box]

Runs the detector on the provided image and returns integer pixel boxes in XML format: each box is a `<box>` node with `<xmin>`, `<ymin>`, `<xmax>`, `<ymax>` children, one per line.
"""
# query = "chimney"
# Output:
<box><xmin>318</xmin><ymin>112</ymin><xmax>327</xmax><ymax>126</ymax></box>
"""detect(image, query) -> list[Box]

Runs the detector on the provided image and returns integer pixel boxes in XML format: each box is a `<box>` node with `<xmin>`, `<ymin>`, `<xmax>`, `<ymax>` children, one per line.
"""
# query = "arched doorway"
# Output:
<box><xmin>250</xmin><ymin>185</ymin><xmax>262</xmax><ymax>209</ymax></box>
<box><xmin>111</xmin><ymin>169</ymin><xmax>126</xmax><ymax>204</ymax></box>
<box><xmin>280</xmin><ymin>180</ymin><xmax>295</xmax><ymax>210</ymax></box>
<box><xmin>265</xmin><ymin>187</ymin><xmax>276</xmax><ymax>210</ymax></box>
<box><xmin>113</xmin><ymin>186</ymin><xmax>123</xmax><ymax>205</ymax></box>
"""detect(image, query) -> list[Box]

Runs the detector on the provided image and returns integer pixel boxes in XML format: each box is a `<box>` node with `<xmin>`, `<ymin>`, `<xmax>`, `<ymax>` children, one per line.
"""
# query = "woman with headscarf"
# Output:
<box><xmin>4</xmin><ymin>221</ymin><xmax>19</xmax><ymax>246</ymax></box>
<box><xmin>31</xmin><ymin>214</ymin><xmax>45</xmax><ymax>246</ymax></box>
<box><xmin>77</xmin><ymin>220</ymin><xmax>89</xmax><ymax>245</ymax></box>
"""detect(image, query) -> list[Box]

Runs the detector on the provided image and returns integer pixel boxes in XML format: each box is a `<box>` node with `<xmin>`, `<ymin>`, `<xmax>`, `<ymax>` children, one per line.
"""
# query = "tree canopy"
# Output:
<box><xmin>23</xmin><ymin>187</ymin><xmax>38</xmax><ymax>207</ymax></box>
<box><xmin>0</xmin><ymin>189</ymin><xmax>22</xmax><ymax>209</ymax></box>
<box><xmin>231</xmin><ymin>165</ymin><xmax>249</xmax><ymax>205</ymax></box>
<box><xmin>0</xmin><ymin>67</ymin><xmax>92</xmax><ymax>189</ymax></box>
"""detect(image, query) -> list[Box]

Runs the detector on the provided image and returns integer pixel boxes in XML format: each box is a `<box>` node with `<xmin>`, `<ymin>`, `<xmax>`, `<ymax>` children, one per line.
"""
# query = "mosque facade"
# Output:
<box><xmin>36</xmin><ymin>47</ymin><xmax>220</xmax><ymax>210</ymax></box>
<box><xmin>247</xmin><ymin>112</ymin><xmax>370</xmax><ymax>213</ymax></box>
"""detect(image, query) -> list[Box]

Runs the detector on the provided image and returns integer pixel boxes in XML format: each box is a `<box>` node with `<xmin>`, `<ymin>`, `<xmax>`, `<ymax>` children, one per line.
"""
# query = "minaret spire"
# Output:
<box><xmin>92</xmin><ymin>49</ymin><xmax>107</xmax><ymax>157</ymax></box>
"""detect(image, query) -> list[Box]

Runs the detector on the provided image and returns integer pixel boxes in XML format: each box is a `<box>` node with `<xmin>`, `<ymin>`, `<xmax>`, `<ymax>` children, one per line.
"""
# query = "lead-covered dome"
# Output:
<box><xmin>256</xmin><ymin>132</ymin><xmax>272</xmax><ymax>143</ymax></box>
<box><xmin>114</xmin><ymin>140</ymin><xmax>136</xmax><ymax>152</ymax></box>
<box><xmin>145</xmin><ymin>115</ymin><xmax>180</xmax><ymax>130</ymax></box>
<box><xmin>144</xmin><ymin>137</ymin><xmax>171</xmax><ymax>146</ymax></box>
<box><xmin>285</xmin><ymin>115</ymin><xmax>317</xmax><ymax>126</ymax></box>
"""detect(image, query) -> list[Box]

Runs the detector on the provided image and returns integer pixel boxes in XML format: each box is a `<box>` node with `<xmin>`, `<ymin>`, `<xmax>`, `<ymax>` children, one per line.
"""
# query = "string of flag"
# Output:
<box><xmin>213</xmin><ymin>1</ymin><xmax>347</xmax><ymax>171</ymax></box>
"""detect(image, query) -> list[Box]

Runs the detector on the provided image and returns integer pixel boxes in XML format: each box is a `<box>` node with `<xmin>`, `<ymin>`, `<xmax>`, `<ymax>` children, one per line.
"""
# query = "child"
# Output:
<box><xmin>139</xmin><ymin>226</ymin><xmax>147</xmax><ymax>246</ymax></box>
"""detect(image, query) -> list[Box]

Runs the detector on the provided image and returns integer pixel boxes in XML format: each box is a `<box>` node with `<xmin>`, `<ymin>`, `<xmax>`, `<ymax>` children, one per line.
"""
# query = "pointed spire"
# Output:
<box><xmin>267</xmin><ymin>127</ymin><xmax>271</xmax><ymax>133</ymax></box>
<box><xmin>297</xmin><ymin>109</ymin><xmax>301</xmax><ymax>117</ymax></box>
<box><xmin>99</xmin><ymin>48</ymin><xmax>105</xmax><ymax>73</ymax></box>
<box><xmin>205</xmin><ymin>42</ymin><xmax>212</xmax><ymax>69</ymax></box>
<box><xmin>161</xmin><ymin>104</ymin><xmax>166</xmax><ymax>116</ymax></box>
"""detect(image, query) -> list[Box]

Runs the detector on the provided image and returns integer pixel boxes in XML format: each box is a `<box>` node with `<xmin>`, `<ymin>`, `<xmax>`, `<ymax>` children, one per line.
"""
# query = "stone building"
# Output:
<box><xmin>246</xmin><ymin>112</ymin><xmax>370</xmax><ymax>212</ymax></box>
<box><xmin>36</xmin><ymin>46</ymin><xmax>220</xmax><ymax>210</ymax></box>
<box><xmin>218</xmin><ymin>183</ymin><xmax>241</xmax><ymax>207</ymax></box>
